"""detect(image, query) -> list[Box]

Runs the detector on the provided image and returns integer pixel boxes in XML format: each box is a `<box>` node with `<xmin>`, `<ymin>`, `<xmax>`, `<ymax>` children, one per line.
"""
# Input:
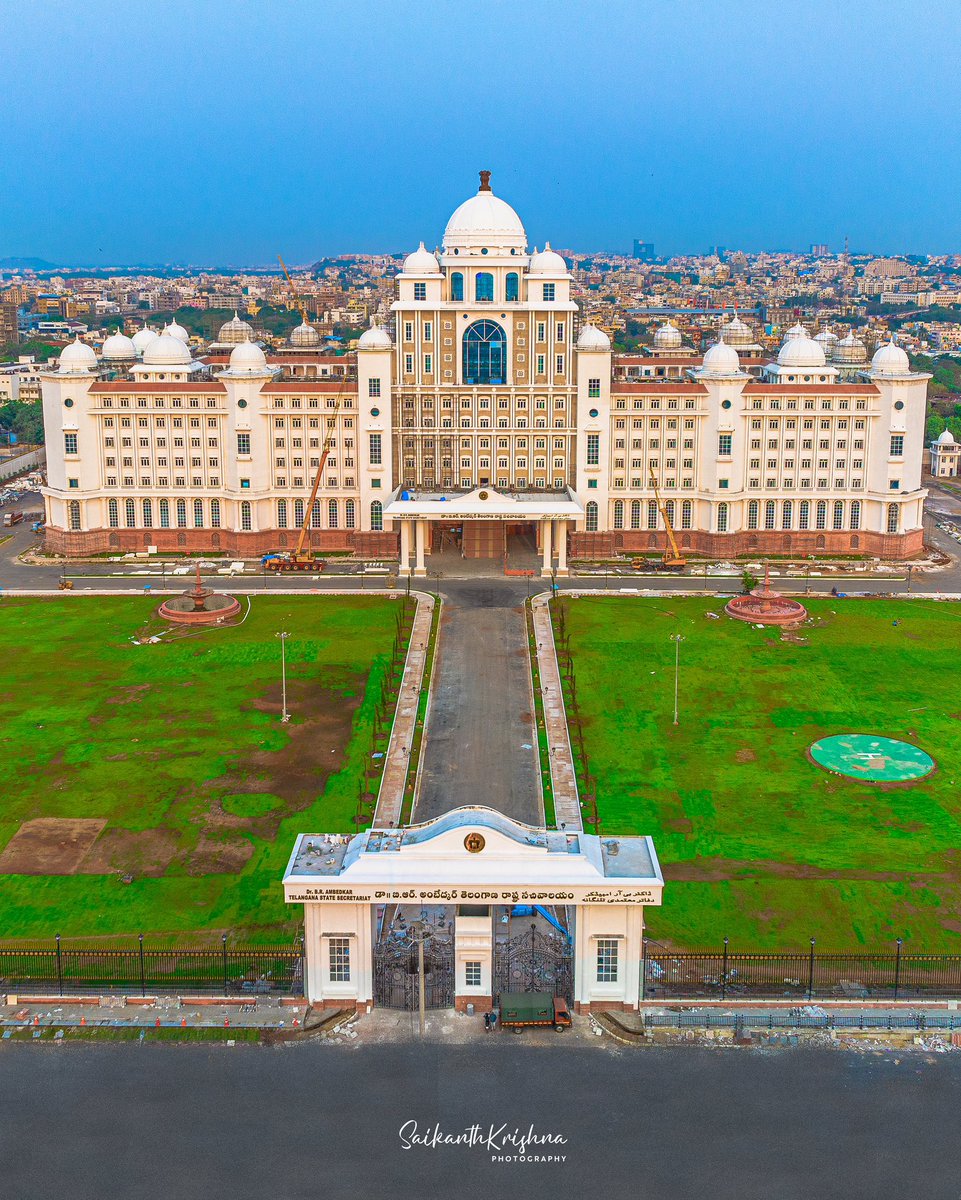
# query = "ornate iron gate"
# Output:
<box><xmin>373</xmin><ymin>937</ymin><xmax>454</xmax><ymax>1010</ymax></box>
<box><xmin>493</xmin><ymin>922</ymin><xmax>573</xmax><ymax>1000</ymax></box>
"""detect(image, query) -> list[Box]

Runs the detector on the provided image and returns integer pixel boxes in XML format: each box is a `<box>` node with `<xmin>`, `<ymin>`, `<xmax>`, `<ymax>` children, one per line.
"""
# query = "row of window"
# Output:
<box><xmin>103</xmin><ymin>497</ymin><xmax>386</xmax><ymax>533</ymax></box>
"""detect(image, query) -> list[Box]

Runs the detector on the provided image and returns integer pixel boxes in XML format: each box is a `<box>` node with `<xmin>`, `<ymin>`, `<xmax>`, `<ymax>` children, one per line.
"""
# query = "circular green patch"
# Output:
<box><xmin>809</xmin><ymin>734</ymin><xmax>934</xmax><ymax>783</ymax></box>
<box><xmin>220</xmin><ymin>792</ymin><xmax>285</xmax><ymax>818</ymax></box>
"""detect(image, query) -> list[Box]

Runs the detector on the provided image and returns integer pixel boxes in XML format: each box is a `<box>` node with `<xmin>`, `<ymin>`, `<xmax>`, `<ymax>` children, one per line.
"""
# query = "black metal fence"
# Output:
<box><xmin>0</xmin><ymin>936</ymin><xmax>304</xmax><ymax>997</ymax></box>
<box><xmin>644</xmin><ymin>943</ymin><xmax>961</xmax><ymax>1001</ymax></box>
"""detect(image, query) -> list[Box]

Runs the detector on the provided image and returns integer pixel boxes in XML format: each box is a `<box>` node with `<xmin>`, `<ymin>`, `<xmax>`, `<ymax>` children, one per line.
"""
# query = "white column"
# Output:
<box><xmin>414</xmin><ymin>519</ymin><xmax>427</xmax><ymax>575</ymax></box>
<box><xmin>399</xmin><ymin>520</ymin><xmax>411</xmax><ymax>575</ymax></box>
<box><xmin>556</xmin><ymin>521</ymin><xmax>568</xmax><ymax>575</ymax></box>
<box><xmin>540</xmin><ymin>518</ymin><xmax>553</xmax><ymax>577</ymax></box>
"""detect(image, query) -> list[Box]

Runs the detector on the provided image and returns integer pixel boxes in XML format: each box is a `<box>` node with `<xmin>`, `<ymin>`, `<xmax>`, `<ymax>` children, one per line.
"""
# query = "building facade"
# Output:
<box><xmin>41</xmin><ymin>174</ymin><xmax>929</xmax><ymax>562</ymax></box>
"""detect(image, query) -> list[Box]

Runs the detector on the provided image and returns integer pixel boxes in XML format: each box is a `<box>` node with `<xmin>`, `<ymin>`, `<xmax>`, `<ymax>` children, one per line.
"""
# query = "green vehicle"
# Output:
<box><xmin>497</xmin><ymin>992</ymin><xmax>572</xmax><ymax>1033</ymax></box>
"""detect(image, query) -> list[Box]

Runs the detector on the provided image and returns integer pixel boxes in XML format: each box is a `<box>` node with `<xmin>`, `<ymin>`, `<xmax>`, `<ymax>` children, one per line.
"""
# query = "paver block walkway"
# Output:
<box><xmin>531</xmin><ymin>594</ymin><xmax>582</xmax><ymax>832</ymax></box>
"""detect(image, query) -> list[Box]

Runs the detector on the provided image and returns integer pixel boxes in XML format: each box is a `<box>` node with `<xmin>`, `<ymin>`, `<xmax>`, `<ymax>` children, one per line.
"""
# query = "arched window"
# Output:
<box><xmin>613</xmin><ymin>500</ymin><xmax>624</xmax><ymax>529</ymax></box>
<box><xmin>210</xmin><ymin>499</ymin><xmax>221</xmax><ymax>529</ymax></box>
<box><xmin>142</xmin><ymin>499</ymin><xmax>152</xmax><ymax>528</ymax></box>
<box><xmin>799</xmin><ymin>500</ymin><xmax>810</xmax><ymax>530</ymax></box>
<box><xmin>681</xmin><ymin>500</ymin><xmax>692</xmax><ymax>530</ymax></box>
<box><xmin>462</xmin><ymin>320</ymin><xmax>506</xmax><ymax>385</ymax></box>
<box><xmin>717</xmin><ymin>502</ymin><xmax>728</xmax><ymax>532</ymax></box>
<box><xmin>240</xmin><ymin>500</ymin><xmax>252</xmax><ymax>531</ymax></box>
<box><xmin>311</xmin><ymin>499</ymin><xmax>322</xmax><ymax>528</ymax></box>
<box><xmin>370</xmin><ymin>500</ymin><xmax>383</xmax><ymax>531</ymax></box>
<box><xmin>450</xmin><ymin>272</ymin><xmax>464</xmax><ymax>302</ymax></box>
<box><xmin>159</xmin><ymin>499</ymin><xmax>169</xmax><ymax>528</ymax></box>
<box><xmin>747</xmin><ymin>500</ymin><xmax>759</xmax><ymax>530</ymax></box>
<box><xmin>850</xmin><ymin>500</ymin><xmax>861</xmax><ymax>530</ymax></box>
<box><xmin>108</xmin><ymin>498</ymin><xmax>119</xmax><ymax>528</ymax></box>
<box><xmin>176</xmin><ymin>499</ymin><xmax>187</xmax><ymax>528</ymax></box>
<box><xmin>833</xmin><ymin>500</ymin><xmax>844</xmax><ymax>530</ymax></box>
<box><xmin>345</xmin><ymin>499</ymin><xmax>355</xmax><ymax>529</ymax></box>
<box><xmin>665</xmin><ymin>500</ymin><xmax>675</xmax><ymax>528</ymax></box>
<box><xmin>586</xmin><ymin>501</ymin><xmax>599</xmax><ymax>532</ymax></box>
<box><xmin>125</xmin><ymin>499</ymin><xmax>136</xmax><ymax>528</ymax></box>
<box><xmin>193</xmin><ymin>499</ymin><xmax>204</xmax><ymax>528</ymax></box>
<box><xmin>69</xmin><ymin>500</ymin><xmax>81</xmax><ymax>531</ymax></box>
<box><xmin>647</xmin><ymin>499</ymin><xmax>658</xmax><ymax>529</ymax></box>
<box><xmin>765</xmin><ymin>500</ymin><xmax>776</xmax><ymax>530</ymax></box>
<box><xmin>475</xmin><ymin>271</ymin><xmax>493</xmax><ymax>302</ymax></box>
<box><xmin>630</xmin><ymin>499</ymin><xmax>641</xmax><ymax>529</ymax></box>
<box><xmin>505</xmin><ymin>272</ymin><xmax>519</xmax><ymax>302</ymax></box>
<box><xmin>782</xmin><ymin>500</ymin><xmax>793</xmax><ymax>529</ymax></box>
<box><xmin>294</xmin><ymin>499</ymin><xmax>305</xmax><ymax>528</ymax></box>
<box><xmin>816</xmin><ymin>500</ymin><xmax>827</xmax><ymax>530</ymax></box>
<box><xmin>887</xmin><ymin>503</ymin><xmax>899</xmax><ymax>533</ymax></box>
<box><xmin>277</xmin><ymin>499</ymin><xmax>287</xmax><ymax>529</ymax></box>
<box><xmin>328</xmin><ymin>499</ymin><xmax>338</xmax><ymax>528</ymax></box>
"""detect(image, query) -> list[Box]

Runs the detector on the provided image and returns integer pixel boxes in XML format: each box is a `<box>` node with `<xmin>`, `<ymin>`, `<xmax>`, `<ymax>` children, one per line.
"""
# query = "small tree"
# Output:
<box><xmin>741</xmin><ymin>570</ymin><xmax>758</xmax><ymax>594</ymax></box>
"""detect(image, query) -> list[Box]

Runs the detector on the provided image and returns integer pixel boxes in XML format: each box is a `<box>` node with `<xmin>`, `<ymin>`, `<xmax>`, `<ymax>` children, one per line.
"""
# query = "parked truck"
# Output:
<box><xmin>3</xmin><ymin>511</ymin><xmax>23</xmax><ymax>527</ymax></box>
<box><xmin>497</xmin><ymin>992</ymin><xmax>572</xmax><ymax>1033</ymax></box>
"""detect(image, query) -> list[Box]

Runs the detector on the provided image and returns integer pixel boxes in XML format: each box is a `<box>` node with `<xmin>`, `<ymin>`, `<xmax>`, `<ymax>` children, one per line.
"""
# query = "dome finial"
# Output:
<box><xmin>479</xmin><ymin>169</ymin><xmax>492</xmax><ymax>192</ymax></box>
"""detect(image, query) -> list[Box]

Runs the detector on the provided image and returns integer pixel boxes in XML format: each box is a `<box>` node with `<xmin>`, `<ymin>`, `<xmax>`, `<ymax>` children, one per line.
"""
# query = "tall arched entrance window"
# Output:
<box><xmin>585</xmin><ymin>501</ymin><xmax>599</xmax><ymax>532</ymax></box>
<box><xmin>463</xmin><ymin>320</ymin><xmax>506</xmax><ymax>385</ymax></box>
<box><xmin>475</xmin><ymin>272</ymin><xmax>494</xmax><ymax>302</ymax></box>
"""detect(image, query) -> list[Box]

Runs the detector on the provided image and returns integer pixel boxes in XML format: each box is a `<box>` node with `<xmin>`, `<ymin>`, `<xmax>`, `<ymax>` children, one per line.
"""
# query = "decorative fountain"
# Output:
<box><xmin>724</xmin><ymin>564</ymin><xmax>808</xmax><ymax>626</ymax></box>
<box><xmin>157</xmin><ymin>565</ymin><xmax>241</xmax><ymax>626</ymax></box>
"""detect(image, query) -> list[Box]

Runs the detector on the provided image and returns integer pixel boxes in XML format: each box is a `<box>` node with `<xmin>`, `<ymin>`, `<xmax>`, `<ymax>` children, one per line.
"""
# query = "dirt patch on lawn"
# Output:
<box><xmin>0</xmin><ymin>818</ymin><xmax>106</xmax><ymax>875</ymax></box>
<box><xmin>187</xmin><ymin>834</ymin><xmax>254</xmax><ymax>875</ymax></box>
<box><xmin>78</xmin><ymin>827</ymin><xmax>180</xmax><ymax>877</ymax></box>
<box><xmin>734</xmin><ymin>748</ymin><xmax>757</xmax><ymax>764</ymax></box>
<box><xmin>105</xmin><ymin>684</ymin><xmax>151</xmax><ymax>706</ymax></box>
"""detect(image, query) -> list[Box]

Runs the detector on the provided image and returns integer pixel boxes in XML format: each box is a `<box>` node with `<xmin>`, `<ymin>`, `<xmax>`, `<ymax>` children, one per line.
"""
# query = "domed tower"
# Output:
<box><xmin>216</xmin><ymin>311</ymin><xmax>254</xmax><ymax>346</ymax></box>
<box><xmin>289</xmin><ymin>319</ymin><xmax>321</xmax><ymax>349</ymax></box>
<box><xmin>652</xmin><ymin>320</ymin><xmax>683</xmax><ymax>354</ymax></box>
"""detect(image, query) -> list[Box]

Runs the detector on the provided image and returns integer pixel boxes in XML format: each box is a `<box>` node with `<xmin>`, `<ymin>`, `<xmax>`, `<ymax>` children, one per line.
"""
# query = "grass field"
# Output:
<box><xmin>555</xmin><ymin>596</ymin><xmax>961</xmax><ymax>951</ymax></box>
<box><xmin>0</xmin><ymin>595</ymin><xmax>399</xmax><ymax>941</ymax></box>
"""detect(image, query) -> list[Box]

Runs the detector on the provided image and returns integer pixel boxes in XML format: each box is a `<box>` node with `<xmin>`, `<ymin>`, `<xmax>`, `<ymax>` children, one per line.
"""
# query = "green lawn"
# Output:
<box><xmin>0</xmin><ymin>595</ymin><xmax>399</xmax><ymax>941</ymax></box>
<box><xmin>556</xmin><ymin>596</ymin><xmax>961</xmax><ymax>951</ymax></box>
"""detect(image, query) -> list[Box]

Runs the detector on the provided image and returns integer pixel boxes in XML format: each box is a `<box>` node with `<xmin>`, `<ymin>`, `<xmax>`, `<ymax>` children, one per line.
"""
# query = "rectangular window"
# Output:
<box><xmin>64</xmin><ymin>432</ymin><xmax>78</xmax><ymax>455</ymax></box>
<box><xmin>368</xmin><ymin>377</ymin><xmax>381</xmax><ymax>398</ymax></box>
<box><xmin>237</xmin><ymin>433</ymin><xmax>251</xmax><ymax>455</ymax></box>
<box><xmin>596</xmin><ymin>938</ymin><xmax>619</xmax><ymax>983</ymax></box>
<box><xmin>588</xmin><ymin>378</ymin><xmax>600</xmax><ymax>399</ymax></box>
<box><xmin>890</xmin><ymin>434</ymin><xmax>904</xmax><ymax>457</ymax></box>
<box><xmin>424</xmin><ymin>354</ymin><xmax>432</xmax><ymax>374</ymax></box>
<box><xmin>542</xmin><ymin>283</ymin><xmax>555</xmax><ymax>302</ymax></box>
<box><xmin>465</xmin><ymin>961</ymin><xmax>482</xmax><ymax>988</ymax></box>
<box><xmin>369</xmin><ymin>433</ymin><xmax>382</xmax><ymax>465</ymax></box>
<box><xmin>555</xmin><ymin>354</ymin><xmax>564</xmax><ymax>375</ymax></box>
<box><xmin>586</xmin><ymin>433</ymin><xmax>599</xmax><ymax>465</ymax></box>
<box><xmin>718</xmin><ymin>433</ymin><xmax>732</xmax><ymax>456</ymax></box>
<box><xmin>413</xmin><ymin>282</ymin><xmax>426</xmax><ymax>301</ymax></box>
<box><xmin>328</xmin><ymin>937</ymin><xmax>350</xmax><ymax>982</ymax></box>
<box><xmin>404</xmin><ymin>354</ymin><xmax>413</xmax><ymax>375</ymax></box>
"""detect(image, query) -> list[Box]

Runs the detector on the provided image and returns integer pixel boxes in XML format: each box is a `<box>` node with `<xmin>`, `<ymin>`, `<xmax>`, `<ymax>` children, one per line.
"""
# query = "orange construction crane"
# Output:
<box><xmin>278</xmin><ymin>254</ymin><xmax>309</xmax><ymax>323</ymax></box>
<box><xmin>648</xmin><ymin>470</ymin><xmax>687</xmax><ymax>570</ymax></box>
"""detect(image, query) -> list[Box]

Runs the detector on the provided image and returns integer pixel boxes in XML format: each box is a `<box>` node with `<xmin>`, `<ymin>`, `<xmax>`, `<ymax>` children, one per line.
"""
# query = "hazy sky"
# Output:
<box><xmin>2</xmin><ymin>0</ymin><xmax>958</xmax><ymax>265</ymax></box>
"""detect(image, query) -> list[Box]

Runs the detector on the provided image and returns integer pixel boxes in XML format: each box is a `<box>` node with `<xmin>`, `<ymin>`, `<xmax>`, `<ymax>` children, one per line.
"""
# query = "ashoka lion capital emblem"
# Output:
<box><xmin>464</xmin><ymin>832</ymin><xmax>486</xmax><ymax>853</ymax></box>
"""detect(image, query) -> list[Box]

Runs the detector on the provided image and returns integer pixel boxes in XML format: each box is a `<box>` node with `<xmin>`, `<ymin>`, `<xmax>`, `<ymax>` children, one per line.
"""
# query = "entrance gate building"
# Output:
<box><xmin>283</xmin><ymin>807</ymin><xmax>663</xmax><ymax>1015</ymax></box>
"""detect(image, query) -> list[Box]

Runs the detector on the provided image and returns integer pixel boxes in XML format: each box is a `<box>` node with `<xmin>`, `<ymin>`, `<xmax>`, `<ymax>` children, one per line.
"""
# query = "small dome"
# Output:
<box><xmin>653</xmin><ymin>320</ymin><xmax>683</xmax><ymax>350</ymax></box>
<box><xmin>358</xmin><ymin>320</ymin><xmax>392</xmax><ymax>350</ymax></box>
<box><xmin>702</xmin><ymin>340</ymin><xmax>741</xmax><ymax>374</ymax></box>
<box><xmin>528</xmin><ymin>243</ymin><xmax>568</xmax><ymax>274</ymax></box>
<box><xmin>101</xmin><ymin>330</ymin><xmax>137</xmax><ymax>360</ymax></box>
<box><xmin>576</xmin><ymin>323</ymin><xmax>611</xmax><ymax>351</ymax></box>
<box><xmin>936</xmin><ymin>428</ymin><xmax>956</xmax><ymax>445</ymax></box>
<box><xmin>871</xmin><ymin>338</ymin><xmax>910</xmax><ymax>376</ymax></box>
<box><xmin>784</xmin><ymin>321</ymin><xmax>809</xmax><ymax>340</ymax></box>
<box><xmin>814</xmin><ymin>329</ymin><xmax>838</xmax><ymax>349</ymax></box>
<box><xmin>227</xmin><ymin>339</ymin><xmax>268</xmax><ymax>374</ymax></box>
<box><xmin>289</xmin><ymin>319</ymin><xmax>320</xmax><ymax>348</ymax></box>
<box><xmin>777</xmin><ymin>332</ymin><xmax>826</xmax><ymax>368</ymax></box>
<box><xmin>719</xmin><ymin>314</ymin><xmax>755</xmax><ymax>348</ymax></box>
<box><xmin>143</xmin><ymin>333</ymin><xmax>192</xmax><ymax>366</ymax></box>
<box><xmin>217</xmin><ymin>311</ymin><xmax>254</xmax><ymax>345</ymax></box>
<box><xmin>833</xmin><ymin>331</ymin><xmax>867</xmax><ymax>363</ymax></box>
<box><xmin>58</xmin><ymin>336</ymin><xmax>98</xmax><ymax>372</ymax></box>
<box><xmin>402</xmin><ymin>242</ymin><xmax>440</xmax><ymax>273</ymax></box>
<box><xmin>131</xmin><ymin>325</ymin><xmax>158</xmax><ymax>353</ymax></box>
<box><xmin>164</xmin><ymin>319</ymin><xmax>190</xmax><ymax>343</ymax></box>
<box><xmin>442</xmin><ymin>171</ymin><xmax>527</xmax><ymax>252</ymax></box>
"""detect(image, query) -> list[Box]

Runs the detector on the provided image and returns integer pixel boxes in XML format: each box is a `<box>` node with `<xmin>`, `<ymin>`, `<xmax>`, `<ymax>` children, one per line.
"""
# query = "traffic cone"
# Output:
<box><xmin>293</xmin><ymin>1018</ymin><xmax>300</xmax><ymax>1028</ymax></box>
<box><xmin>33</xmin><ymin>1016</ymin><xmax>38</xmax><ymax>1026</ymax></box>
<box><xmin>180</xmin><ymin>1017</ymin><xmax>186</xmax><ymax>1028</ymax></box>
<box><xmin>155</xmin><ymin>1017</ymin><xmax>161</xmax><ymax>1028</ymax></box>
<box><xmin>80</xmin><ymin>1017</ymin><xmax>86</xmax><ymax>1027</ymax></box>
<box><xmin>224</xmin><ymin>1017</ymin><xmax>229</xmax><ymax>1028</ymax></box>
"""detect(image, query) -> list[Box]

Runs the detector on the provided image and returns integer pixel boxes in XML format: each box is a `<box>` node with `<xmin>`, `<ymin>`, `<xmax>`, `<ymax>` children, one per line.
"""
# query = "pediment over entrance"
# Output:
<box><xmin>384</xmin><ymin>486</ymin><xmax>583</xmax><ymax>521</ymax></box>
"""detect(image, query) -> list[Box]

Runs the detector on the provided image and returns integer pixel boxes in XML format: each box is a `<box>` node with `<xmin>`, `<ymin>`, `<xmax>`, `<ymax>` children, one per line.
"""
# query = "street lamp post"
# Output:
<box><xmin>276</xmin><ymin>631</ymin><xmax>290</xmax><ymax>723</ymax></box>
<box><xmin>670</xmin><ymin>634</ymin><xmax>685</xmax><ymax>726</ymax></box>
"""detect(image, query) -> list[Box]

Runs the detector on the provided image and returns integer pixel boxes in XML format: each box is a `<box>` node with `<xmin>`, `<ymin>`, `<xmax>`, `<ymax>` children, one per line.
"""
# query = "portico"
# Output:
<box><xmin>283</xmin><ymin>806</ymin><xmax>663</xmax><ymax>1015</ymax></box>
<box><xmin>385</xmin><ymin>486</ymin><xmax>582</xmax><ymax>576</ymax></box>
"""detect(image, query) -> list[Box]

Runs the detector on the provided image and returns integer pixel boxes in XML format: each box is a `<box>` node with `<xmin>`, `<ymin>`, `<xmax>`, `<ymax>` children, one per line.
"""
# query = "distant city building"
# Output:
<box><xmin>632</xmin><ymin>240</ymin><xmax>655</xmax><ymax>262</ymax></box>
<box><xmin>810</xmin><ymin>244</ymin><xmax>829</xmax><ymax>257</ymax></box>
<box><xmin>0</xmin><ymin>300</ymin><xmax>19</xmax><ymax>346</ymax></box>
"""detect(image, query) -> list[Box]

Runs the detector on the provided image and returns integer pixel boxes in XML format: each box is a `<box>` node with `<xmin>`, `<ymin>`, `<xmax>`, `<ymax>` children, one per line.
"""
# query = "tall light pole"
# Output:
<box><xmin>670</xmin><ymin>633</ymin><xmax>685</xmax><ymax>726</ymax></box>
<box><xmin>276</xmin><ymin>631</ymin><xmax>290</xmax><ymax>723</ymax></box>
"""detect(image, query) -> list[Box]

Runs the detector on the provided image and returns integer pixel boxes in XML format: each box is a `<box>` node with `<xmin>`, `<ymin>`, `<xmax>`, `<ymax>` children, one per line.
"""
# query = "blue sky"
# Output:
<box><xmin>1</xmin><ymin>0</ymin><xmax>957</xmax><ymax>264</ymax></box>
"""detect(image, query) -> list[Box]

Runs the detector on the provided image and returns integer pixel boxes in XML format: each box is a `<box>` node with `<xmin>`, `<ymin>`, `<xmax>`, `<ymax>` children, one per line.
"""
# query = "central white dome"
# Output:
<box><xmin>143</xmin><ymin>333</ymin><xmax>192</xmax><ymax>365</ymax></box>
<box><xmin>777</xmin><ymin>332</ymin><xmax>826</xmax><ymax>368</ymax></box>
<box><xmin>443</xmin><ymin>171</ymin><xmax>526</xmax><ymax>252</ymax></box>
<box><xmin>101</xmin><ymin>330</ymin><xmax>137</xmax><ymax>360</ymax></box>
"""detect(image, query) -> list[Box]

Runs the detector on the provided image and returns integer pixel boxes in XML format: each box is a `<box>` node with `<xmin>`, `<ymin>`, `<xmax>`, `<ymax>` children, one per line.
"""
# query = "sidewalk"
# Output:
<box><xmin>530</xmin><ymin>594</ymin><xmax>582</xmax><ymax>832</ymax></box>
<box><xmin>1</xmin><ymin>995</ymin><xmax>307</xmax><ymax>1033</ymax></box>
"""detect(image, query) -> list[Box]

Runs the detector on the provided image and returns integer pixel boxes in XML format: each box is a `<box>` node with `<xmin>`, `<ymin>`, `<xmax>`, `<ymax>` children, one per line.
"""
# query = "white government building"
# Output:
<box><xmin>41</xmin><ymin>172</ymin><xmax>930</xmax><ymax>567</ymax></box>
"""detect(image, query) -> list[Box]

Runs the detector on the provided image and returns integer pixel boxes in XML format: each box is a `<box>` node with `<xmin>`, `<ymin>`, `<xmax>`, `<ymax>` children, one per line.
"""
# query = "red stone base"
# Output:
<box><xmin>572</xmin><ymin>527</ymin><xmax>925</xmax><ymax>562</ymax></box>
<box><xmin>44</xmin><ymin>525</ymin><xmax>400</xmax><ymax>559</ymax></box>
<box><xmin>455</xmin><ymin>994</ymin><xmax>493</xmax><ymax>1014</ymax></box>
<box><xmin>574</xmin><ymin>1000</ymin><xmax>639</xmax><ymax>1015</ymax></box>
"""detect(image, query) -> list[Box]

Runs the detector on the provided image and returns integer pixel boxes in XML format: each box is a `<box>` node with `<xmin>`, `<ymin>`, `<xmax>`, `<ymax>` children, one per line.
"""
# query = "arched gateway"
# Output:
<box><xmin>283</xmin><ymin>807</ymin><xmax>663</xmax><ymax>1015</ymax></box>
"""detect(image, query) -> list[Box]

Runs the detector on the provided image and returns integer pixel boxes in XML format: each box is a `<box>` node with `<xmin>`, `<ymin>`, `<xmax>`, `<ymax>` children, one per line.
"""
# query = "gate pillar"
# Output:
<box><xmin>572</xmin><ymin>903</ymin><xmax>645</xmax><ymax>1015</ymax></box>
<box><xmin>453</xmin><ymin>905</ymin><xmax>494</xmax><ymax>1013</ymax></box>
<box><xmin>303</xmin><ymin>901</ymin><xmax>375</xmax><ymax>1013</ymax></box>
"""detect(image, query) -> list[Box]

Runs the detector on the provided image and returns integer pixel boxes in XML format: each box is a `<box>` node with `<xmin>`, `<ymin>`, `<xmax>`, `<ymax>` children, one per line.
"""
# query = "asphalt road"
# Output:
<box><xmin>4</xmin><ymin>1042</ymin><xmax>961</xmax><ymax>1200</ymax></box>
<box><xmin>414</xmin><ymin>580</ymin><xmax>541</xmax><ymax>825</ymax></box>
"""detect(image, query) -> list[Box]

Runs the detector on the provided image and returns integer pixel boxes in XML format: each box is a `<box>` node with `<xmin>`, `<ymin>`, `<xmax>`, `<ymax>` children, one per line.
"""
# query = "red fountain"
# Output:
<box><xmin>157</xmin><ymin>564</ymin><xmax>241</xmax><ymax>626</ymax></box>
<box><xmin>724</xmin><ymin>564</ymin><xmax>808</xmax><ymax>626</ymax></box>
